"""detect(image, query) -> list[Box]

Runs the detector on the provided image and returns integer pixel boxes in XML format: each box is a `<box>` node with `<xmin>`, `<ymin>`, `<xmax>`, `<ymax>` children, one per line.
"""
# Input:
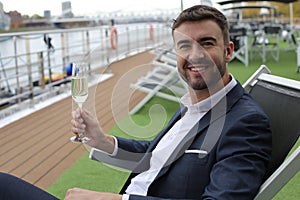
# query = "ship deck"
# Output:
<box><xmin>0</xmin><ymin>51</ymin><xmax>156</xmax><ymax>190</ymax></box>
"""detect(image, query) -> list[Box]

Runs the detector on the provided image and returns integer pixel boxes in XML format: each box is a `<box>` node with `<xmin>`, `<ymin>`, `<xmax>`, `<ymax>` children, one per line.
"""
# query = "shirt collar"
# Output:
<box><xmin>180</xmin><ymin>75</ymin><xmax>237</xmax><ymax>114</ymax></box>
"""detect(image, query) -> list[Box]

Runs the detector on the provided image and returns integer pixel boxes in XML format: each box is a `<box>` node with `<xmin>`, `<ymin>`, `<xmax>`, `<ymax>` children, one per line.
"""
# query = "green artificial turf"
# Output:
<box><xmin>46</xmin><ymin>97</ymin><xmax>180</xmax><ymax>199</ymax></box>
<box><xmin>47</xmin><ymin>47</ymin><xmax>300</xmax><ymax>199</ymax></box>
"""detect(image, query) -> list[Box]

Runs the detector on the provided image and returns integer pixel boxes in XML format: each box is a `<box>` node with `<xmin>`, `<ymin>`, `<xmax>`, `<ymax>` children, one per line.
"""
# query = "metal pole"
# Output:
<box><xmin>45</xmin><ymin>34</ymin><xmax>52</xmax><ymax>84</ymax></box>
<box><xmin>38</xmin><ymin>52</ymin><xmax>45</xmax><ymax>89</ymax></box>
<box><xmin>136</xmin><ymin>26</ymin><xmax>139</xmax><ymax>52</ymax></box>
<box><xmin>25</xmin><ymin>37</ymin><xmax>34</xmax><ymax>104</ymax></box>
<box><xmin>82</xmin><ymin>31</ymin><xmax>86</xmax><ymax>58</ymax></box>
<box><xmin>13</xmin><ymin>36</ymin><xmax>20</xmax><ymax>103</ymax></box>
<box><xmin>289</xmin><ymin>3</ymin><xmax>293</xmax><ymax>28</ymax></box>
<box><xmin>61</xmin><ymin>32</ymin><xmax>67</xmax><ymax>77</ymax></box>
<box><xmin>181</xmin><ymin>0</ymin><xmax>183</xmax><ymax>11</ymax></box>
<box><xmin>0</xmin><ymin>52</ymin><xmax>11</xmax><ymax>93</ymax></box>
<box><xmin>126</xmin><ymin>27</ymin><xmax>130</xmax><ymax>53</ymax></box>
<box><xmin>86</xmin><ymin>30</ymin><xmax>91</xmax><ymax>72</ymax></box>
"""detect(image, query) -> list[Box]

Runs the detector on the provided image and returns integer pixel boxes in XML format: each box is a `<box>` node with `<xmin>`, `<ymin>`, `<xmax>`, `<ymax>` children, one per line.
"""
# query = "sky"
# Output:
<box><xmin>0</xmin><ymin>0</ymin><xmax>211</xmax><ymax>16</ymax></box>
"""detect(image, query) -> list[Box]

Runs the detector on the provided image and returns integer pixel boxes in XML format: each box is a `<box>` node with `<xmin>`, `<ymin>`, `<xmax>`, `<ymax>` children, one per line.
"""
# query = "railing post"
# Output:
<box><xmin>0</xmin><ymin>52</ymin><xmax>11</xmax><ymax>93</ymax></box>
<box><xmin>100</xmin><ymin>27</ymin><xmax>104</xmax><ymax>65</ymax></box>
<box><xmin>62</xmin><ymin>32</ymin><xmax>70</xmax><ymax>77</ymax></box>
<box><xmin>86</xmin><ymin>30</ymin><xmax>91</xmax><ymax>72</ymax></box>
<box><xmin>157</xmin><ymin>24</ymin><xmax>160</xmax><ymax>44</ymax></box>
<box><xmin>38</xmin><ymin>52</ymin><xmax>45</xmax><ymax>89</ymax></box>
<box><xmin>158</xmin><ymin>24</ymin><xmax>161</xmax><ymax>43</ymax></box>
<box><xmin>61</xmin><ymin>32</ymin><xmax>67</xmax><ymax>77</ymax></box>
<box><xmin>136</xmin><ymin>25</ymin><xmax>139</xmax><ymax>52</ymax></box>
<box><xmin>115</xmin><ymin>27</ymin><xmax>119</xmax><ymax>59</ymax></box>
<box><xmin>25</xmin><ymin>36</ymin><xmax>34</xmax><ymax>106</ymax></box>
<box><xmin>126</xmin><ymin>27</ymin><xmax>130</xmax><ymax>53</ymax></box>
<box><xmin>13</xmin><ymin>36</ymin><xmax>21</xmax><ymax>103</ymax></box>
<box><xmin>144</xmin><ymin>24</ymin><xmax>147</xmax><ymax>48</ymax></box>
<box><xmin>105</xmin><ymin>28</ymin><xmax>110</xmax><ymax>67</ymax></box>
<box><xmin>45</xmin><ymin>34</ymin><xmax>52</xmax><ymax>84</ymax></box>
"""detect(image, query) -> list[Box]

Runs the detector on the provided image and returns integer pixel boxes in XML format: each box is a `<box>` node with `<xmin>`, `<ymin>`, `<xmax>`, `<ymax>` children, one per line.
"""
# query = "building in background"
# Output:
<box><xmin>44</xmin><ymin>10</ymin><xmax>51</xmax><ymax>19</ymax></box>
<box><xmin>6</xmin><ymin>11</ymin><xmax>23</xmax><ymax>29</ymax></box>
<box><xmin>62</xmin><ymin>1</ymin><xmax>73</xmax><ymax>18</ymax></box>
<box><xmin>0</xmin><ymin>1</ymin><xmax>10</xmax><ymax>30</ymax></box>
<box><xmin>200</xmin><ymin>0</ymin><xmax>213</xmax><ymax>6</ymax></box>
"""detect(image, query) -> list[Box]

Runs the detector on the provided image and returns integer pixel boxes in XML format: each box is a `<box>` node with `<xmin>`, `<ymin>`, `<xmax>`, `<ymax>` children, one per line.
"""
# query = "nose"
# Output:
<box><xmin>188</xmin><ymin>43</ymin><xmax>205</xmax><ymax>62</ymax></box>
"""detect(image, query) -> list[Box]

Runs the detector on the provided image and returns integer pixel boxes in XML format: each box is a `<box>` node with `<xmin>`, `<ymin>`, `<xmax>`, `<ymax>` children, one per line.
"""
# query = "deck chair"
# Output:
<box><xmin>283</xmin><ymin>29</ymin><xmax>298</xmax><ymax>51</ymax></box>
<box><xmin>243</xmin><ymin>65</ymin><xmax>300</xmax><ymax>199</ymax></box>
<box><xmin>250</xmin><ymin>25</ymin><xmax>281</xmax><ymax>63</ymax></box>
<box><xmin>90</xmin><ymin>65</ymin><xmax>299</xmax><ymax>197</ymax></box>
<box><xmin>129</xmin><ymin>49</ymin><xmax>187</xmax><ymax>115</ymax></box>
<box><xmin>230</xmin><ymin>27</ymin><xmax>249</xmax><ymax>66</ymax></box>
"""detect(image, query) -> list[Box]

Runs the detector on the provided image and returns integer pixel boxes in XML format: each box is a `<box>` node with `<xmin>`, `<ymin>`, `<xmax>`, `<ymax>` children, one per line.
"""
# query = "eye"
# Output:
<box><xmin>176</xmin><ymin>43</ymin><xmax>192</xmax><ymax>53</ymax></box>
<box><xmin>178</xmin><ymin>44</ymin><xmax>190</xmax><ymax>49</ymax></box>
<box><xmin>201</xmin><ymin>41</ymin><xmax>214</xmax><ymax>47</ymax></box>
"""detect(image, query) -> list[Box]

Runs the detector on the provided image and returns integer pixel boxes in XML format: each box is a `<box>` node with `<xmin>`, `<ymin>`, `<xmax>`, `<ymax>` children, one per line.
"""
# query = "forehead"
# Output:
<box><xmin>173</xmin><ymin>20</ymin><xmax>223</xmax><ymax>42</ymax></box>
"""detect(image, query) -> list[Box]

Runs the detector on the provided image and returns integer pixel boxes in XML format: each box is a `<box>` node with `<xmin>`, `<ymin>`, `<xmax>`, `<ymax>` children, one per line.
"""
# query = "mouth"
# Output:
<box><xmin>186</xmin><ymin>64</ymin><xmax>208</xmax><ymax>73</ymax></box>
<box><xmin>190</xmin><ymin>66</ymin><xmax>206</xmax><ymax>71</ymax></box>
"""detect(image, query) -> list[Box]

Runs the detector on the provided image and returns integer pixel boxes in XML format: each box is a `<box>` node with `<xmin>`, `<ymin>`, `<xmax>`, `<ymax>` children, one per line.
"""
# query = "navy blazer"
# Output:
<box><xmin>91</xmin><ymin>82</ymin><xmax>272</xmax><ymax>200</ymax></box>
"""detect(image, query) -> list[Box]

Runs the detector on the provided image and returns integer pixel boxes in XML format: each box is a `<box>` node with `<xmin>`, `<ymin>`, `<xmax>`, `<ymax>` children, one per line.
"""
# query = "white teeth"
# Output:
<box><xmin>191</xmin><ymin>67</ymin><xmax>205</xmax><ymax>71</ymax></box>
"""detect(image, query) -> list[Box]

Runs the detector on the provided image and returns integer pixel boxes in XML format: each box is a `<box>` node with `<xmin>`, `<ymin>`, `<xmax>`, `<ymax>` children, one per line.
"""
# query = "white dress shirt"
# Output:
<box><xmin>116</xmin><ymin>77</ymin><xmax>237</xmax><ymax>200</ymax></box>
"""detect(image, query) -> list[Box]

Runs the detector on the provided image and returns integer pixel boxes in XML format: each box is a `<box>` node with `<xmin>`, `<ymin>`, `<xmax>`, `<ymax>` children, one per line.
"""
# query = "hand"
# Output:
<box><xmin>64</xmin><ymin>188</ymin><xmax>122</xmax><ymax>200</ymax></box>
<box><xmin>71</xmin><ymin>108</ymin><xmax>115</xmax><ymax>153</ymax></box>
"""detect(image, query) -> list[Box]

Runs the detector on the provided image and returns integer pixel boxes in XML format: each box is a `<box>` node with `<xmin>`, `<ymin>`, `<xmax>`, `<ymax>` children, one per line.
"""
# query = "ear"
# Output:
<box><xmin>225</xmin><ymin>41</ymin><xmax>234</xmax><ymax>63</ymax></box>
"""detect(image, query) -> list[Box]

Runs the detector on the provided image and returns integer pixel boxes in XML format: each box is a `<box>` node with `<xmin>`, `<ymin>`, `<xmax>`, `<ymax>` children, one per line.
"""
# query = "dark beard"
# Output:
<box><xmin>181</xmin><ymin>56</ymin><xmax>227</xmax><ymax>91</ymax></box>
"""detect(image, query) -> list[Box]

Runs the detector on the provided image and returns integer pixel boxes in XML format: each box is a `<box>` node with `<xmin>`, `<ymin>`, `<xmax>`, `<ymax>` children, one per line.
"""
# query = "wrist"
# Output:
<box><xmin>96</xmin><ymin>135</ymin><xmax>115</xmax><ymax>154</ymax></box>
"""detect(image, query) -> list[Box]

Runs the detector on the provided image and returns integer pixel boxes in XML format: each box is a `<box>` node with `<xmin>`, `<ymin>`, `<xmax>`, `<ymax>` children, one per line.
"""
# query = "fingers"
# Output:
<box><xmin>82</xmin><ymin>108</ymin><xmax>93</xmax><ymax>117</ymax></box>
<box><xmin>81</xmin><ymin>109</ymin><xmax>96</xmax><ymax>125</ymax></box>
<box><xmin>64</xmin><ymin>188</ymin><xmax>81</xmax><ymax>200</ymax></box>
<box><xmin>71</xmin><ymin>118</ymin><xmax>85</xmax><ymax>131</ymax></box>
<box><xmin>72</xmin><ymin>108</ymin><xmax>83</xmax><ymax>119</ymax></box>
<box><xmin>71</xmin><ymin>109</ymin><xmax>86</xmax><ymax>134</ymax></box>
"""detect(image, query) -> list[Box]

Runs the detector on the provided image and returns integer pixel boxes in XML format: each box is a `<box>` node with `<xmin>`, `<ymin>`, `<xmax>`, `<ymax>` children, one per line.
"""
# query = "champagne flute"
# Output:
<box><xmin>70</xmin><ymin>62</ymin><xmax>90</xmax><ymax>143</ymax></box>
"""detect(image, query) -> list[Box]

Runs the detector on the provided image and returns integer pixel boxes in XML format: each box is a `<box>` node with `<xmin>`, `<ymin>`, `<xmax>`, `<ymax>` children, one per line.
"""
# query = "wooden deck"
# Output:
<box><xmin>0</xmin><ymin>51</ymin><xmax>156</xmax><ymax>190</ymax></box>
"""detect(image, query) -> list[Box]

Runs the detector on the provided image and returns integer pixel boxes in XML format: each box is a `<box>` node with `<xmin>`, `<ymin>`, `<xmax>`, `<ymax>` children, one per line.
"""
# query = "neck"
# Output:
<box><xmin>189</xmin><ymin>73</ymin><xmax>231</xmax><ymax>104</ymax></box>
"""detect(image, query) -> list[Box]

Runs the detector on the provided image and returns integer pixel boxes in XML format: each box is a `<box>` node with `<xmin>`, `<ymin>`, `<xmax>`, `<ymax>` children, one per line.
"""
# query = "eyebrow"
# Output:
<box><xmin>176</xmin><ymin>36</ymin><xmax>217</xmax><ymax>46</ymax></box>
<box><xmin>176</xmin><ymin>39</ymin><xmax>191</xmax><ymax>46</ymax></box>
<box><xmin>198</xmin><ymin>36</ymin><xmax>217</xmax><ymax>43</ymax></box>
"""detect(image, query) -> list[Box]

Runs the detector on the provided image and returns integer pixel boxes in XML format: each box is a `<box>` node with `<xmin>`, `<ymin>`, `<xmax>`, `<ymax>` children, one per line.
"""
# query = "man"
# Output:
<box><xmin>0</xmin><ymin>5</ymin><xmax>272</xmax><ymax>200</ymax></box>
<box><xmin>66</xmin><ymin>4</ymin><xmax>272</xmax><ymax>200</ymax></box>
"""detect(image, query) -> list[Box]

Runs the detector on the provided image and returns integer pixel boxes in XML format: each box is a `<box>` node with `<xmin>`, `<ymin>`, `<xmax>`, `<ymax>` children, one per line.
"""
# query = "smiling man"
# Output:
<box><xmin>0</xmin><ymin>5</ymin><xmax>272</xmax><ymax>200</ymax></box>
<box><xmin>173</xmin><ymin>18</ymin><xmax>232</xmax><ymax>102</ymax></box>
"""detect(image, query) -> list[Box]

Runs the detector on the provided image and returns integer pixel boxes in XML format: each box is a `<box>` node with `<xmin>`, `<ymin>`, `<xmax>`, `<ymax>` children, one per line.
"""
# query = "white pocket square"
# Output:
<box><xmin>185</xmin><ymin>149</ymin><xmax>208</xmax><ymax>155</ymax></box>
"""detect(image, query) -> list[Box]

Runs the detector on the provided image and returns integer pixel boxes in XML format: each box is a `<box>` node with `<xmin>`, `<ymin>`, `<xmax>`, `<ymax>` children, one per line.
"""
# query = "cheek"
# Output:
<box><xmin>206</xmin><ymin>53</ymin><xmax>218</xmax><ymax>66</ymax></box>
<box><xmin>209</xmin><ymin>50</ymin><xmax>225</xmax><ymax>65</ymax></box>
<box><xmin>176</xmin><ymin>57</ymin><xmax>184</xmax><ymax>69</ymax></box>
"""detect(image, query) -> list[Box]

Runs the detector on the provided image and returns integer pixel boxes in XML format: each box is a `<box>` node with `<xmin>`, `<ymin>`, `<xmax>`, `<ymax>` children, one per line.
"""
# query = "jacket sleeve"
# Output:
<box><xmin>89</xmin><ymin>138</ymin><xmax>152</xmax><ymax>171</ymax></box>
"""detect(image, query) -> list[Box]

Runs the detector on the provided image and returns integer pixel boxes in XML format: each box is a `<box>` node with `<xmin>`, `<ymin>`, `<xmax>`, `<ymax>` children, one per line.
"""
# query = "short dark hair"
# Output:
<box><xmin>172</xmin><ymin>5</ymin><xmax>230</xmax><ymax>45</ymax></box>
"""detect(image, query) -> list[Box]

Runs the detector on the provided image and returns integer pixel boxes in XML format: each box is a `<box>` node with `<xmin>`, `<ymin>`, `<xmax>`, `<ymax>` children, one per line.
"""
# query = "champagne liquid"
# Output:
<box><xmin>71</xmin><ymin>77</ymin><xmax>88</xmax><ymax>104</ymax></box>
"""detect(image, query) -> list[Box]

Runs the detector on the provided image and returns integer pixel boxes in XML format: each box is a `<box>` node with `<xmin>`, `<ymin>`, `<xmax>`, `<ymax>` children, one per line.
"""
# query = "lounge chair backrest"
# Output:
<box><xmin>244</xmin><ymin>65</ymin><xmax>300</xmax><ymax>199</ymax></box>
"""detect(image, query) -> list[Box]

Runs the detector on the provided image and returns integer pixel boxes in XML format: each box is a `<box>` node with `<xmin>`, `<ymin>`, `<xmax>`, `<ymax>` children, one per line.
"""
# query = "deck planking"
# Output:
<box><xmin>0</xmin><ymin>51</ymin><xmax>156</xmax><ymax>189</ymax></box>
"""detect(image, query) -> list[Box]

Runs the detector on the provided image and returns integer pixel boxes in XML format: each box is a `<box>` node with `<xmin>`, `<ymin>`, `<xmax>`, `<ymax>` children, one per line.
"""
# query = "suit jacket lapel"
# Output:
<box><xmin>154</xmin><ymin>82</ymin><xmax>245</xmax><ymax>180</ymax></box>
<box><xmin>148</xmin><ymin>105</ymin><xmax>187</xmax><ymax>150</ymax></box>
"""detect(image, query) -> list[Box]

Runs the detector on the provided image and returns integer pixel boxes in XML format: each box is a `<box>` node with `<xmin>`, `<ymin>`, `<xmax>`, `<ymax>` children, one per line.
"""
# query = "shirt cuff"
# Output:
<box><xmin>89</xmin><ymin>136</ymin><xmax>118</xmax><ymax>157</ymax></box>
<box><xmin>110</xmin><ymin>136</ymin><xmax>118</xmax><ymax>156</ymax></box>
<box><xmin>122</xmin><ymin>194</ymin><xmax>130</xmax><ymax>200</ymax></box>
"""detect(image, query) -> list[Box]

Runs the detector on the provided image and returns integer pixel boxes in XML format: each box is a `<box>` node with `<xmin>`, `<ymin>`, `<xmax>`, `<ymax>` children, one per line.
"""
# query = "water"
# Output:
<box><xmin>0</xmin><ymin>22</ymin><xmax>173</xmax><ymax>123</ymax></box>
<box><xmin>0</xmin><ymin>23</ymin><xmax>172</xmax><ymax>95</ymax></box>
